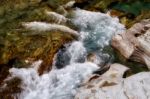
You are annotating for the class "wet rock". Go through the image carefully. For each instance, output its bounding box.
[92,0,119,12]
[87,52,111,65]
[0,64,11,86]
[63,1,76,9]
[108,4,150,28]
[127,10,150,28]
[0,30,74,74]
[22,21,79,38]
[0,0,78,76]
[0,77,22,99]
[47,0,72,9]
[0,0,77,36]
[74,0,123,12]
[87,53,102,66]
[75,64,150,99]
[45,11,69,24]
[54,46,70,69]
[0,0,41,18]
[118,10,150,28]
[75,63,130,98]
[112,19,150,69]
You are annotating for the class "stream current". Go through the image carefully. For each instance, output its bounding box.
[9,9,125,99]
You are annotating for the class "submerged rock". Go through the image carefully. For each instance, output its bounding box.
[0,29,74,74]
[112,19,150,69]
[0,24,75,97]
[127,10,150,28]
[46,0,73,9]
[22,21,79,38]
[75,64,150,99]
[45,11,69,24]
[0,0,78,78]
[0,77,22,99]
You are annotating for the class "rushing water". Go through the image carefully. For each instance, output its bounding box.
[9,9,125,99]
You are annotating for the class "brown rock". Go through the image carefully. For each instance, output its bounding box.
[111,19,150,69]
[0,0,77,76]
[0,30,74,74]
[0,77,22,99]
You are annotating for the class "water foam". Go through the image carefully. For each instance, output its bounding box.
[72,9,125,51]
[10,61,99,99]
[9,9,125,99]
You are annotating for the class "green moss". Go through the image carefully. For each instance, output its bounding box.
[112,1,150,16]
[47,0,71,8]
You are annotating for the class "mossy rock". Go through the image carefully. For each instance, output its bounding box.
[0,0,41,17]
[0,30,74,70]
[0,0,77,80]
[111,1,150,16]
[47,0,72,9]
[0,77,22,99]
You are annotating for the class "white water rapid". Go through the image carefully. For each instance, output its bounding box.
[8,9,125,99]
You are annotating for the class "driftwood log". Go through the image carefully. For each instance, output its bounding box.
[111,19,150,69]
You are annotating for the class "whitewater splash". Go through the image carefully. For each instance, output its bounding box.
[10,61,98,99]
[72,9,125,51]
[9,9,125,99]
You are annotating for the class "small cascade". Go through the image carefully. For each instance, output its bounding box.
[72,9,125,52]
[8,9,125,99]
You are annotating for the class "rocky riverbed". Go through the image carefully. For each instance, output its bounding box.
[0,0,150,99]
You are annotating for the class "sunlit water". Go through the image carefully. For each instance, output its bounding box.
[9,9,125,99]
